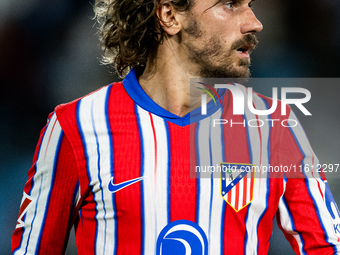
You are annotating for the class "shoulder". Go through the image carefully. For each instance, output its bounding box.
[55,81,124,119]
[50,81,129,143]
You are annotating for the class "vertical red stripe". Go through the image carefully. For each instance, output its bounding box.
[255,95,284,254]
[108,84,142,255]
[56,101,92,190]
[227,188,232,204]
[59,102,97,254]
[235,181,240,211]
[190,122,198,179]
[223,204,248,254]
[190,123,199,222]
[169,124,196,222]
[254,100,263,190]
[256,179,282,255]
[250,176,254,203]
[243,176,248,206]
[221,89,251,164]
[75,191,98,255]
[149,113,158,185]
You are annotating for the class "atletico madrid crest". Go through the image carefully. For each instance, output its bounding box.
[220,163,255,212]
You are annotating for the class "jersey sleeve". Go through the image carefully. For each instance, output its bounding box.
[276,110,340,254]
[11,113,80,255]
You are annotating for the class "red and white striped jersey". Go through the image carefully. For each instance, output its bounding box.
[12,69,340,254]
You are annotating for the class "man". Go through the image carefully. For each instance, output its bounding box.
[11,0,340,254]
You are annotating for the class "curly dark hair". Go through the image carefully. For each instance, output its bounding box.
[94,0,194,77]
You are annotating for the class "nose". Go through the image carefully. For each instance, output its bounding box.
[241,8,263,34]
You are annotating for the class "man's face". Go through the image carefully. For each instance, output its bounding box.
[182,0,263,78]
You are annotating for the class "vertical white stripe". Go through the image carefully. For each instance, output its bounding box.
[75,185,82,209]
[238,179,244,211]
[202,94,207,115]
[136,106,156,254]
[78,86,117,254]
[79,89,104,254]
[277,179,304,254]
[197,117,212,239]
[239,85,270,255]
[150,113,169,249]
[246,174,251,204]
[195,108,225,255]
[18,114,63,254]
[230,185,236,208]
[209,109,224,255]
[92,87,116,255]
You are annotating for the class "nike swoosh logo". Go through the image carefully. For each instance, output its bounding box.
[107,176,145,193]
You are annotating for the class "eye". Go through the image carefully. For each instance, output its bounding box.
[225,1,235,10]
[248,0,254,9]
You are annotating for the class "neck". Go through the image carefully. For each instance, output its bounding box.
[138,39,201,117]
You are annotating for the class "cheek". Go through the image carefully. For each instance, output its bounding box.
[208,8,240,35]
[211,7,240,27]
[204,23,239,46]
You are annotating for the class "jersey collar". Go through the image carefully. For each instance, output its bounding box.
[122,68,224,127]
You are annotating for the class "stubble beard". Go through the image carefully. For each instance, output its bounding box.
[183,15,258,78]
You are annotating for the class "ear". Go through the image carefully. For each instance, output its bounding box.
[156,2,182,35]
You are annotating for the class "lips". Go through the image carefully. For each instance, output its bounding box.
[236,44,254,54]
[231,34,258,59]
[235,43,255,59]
